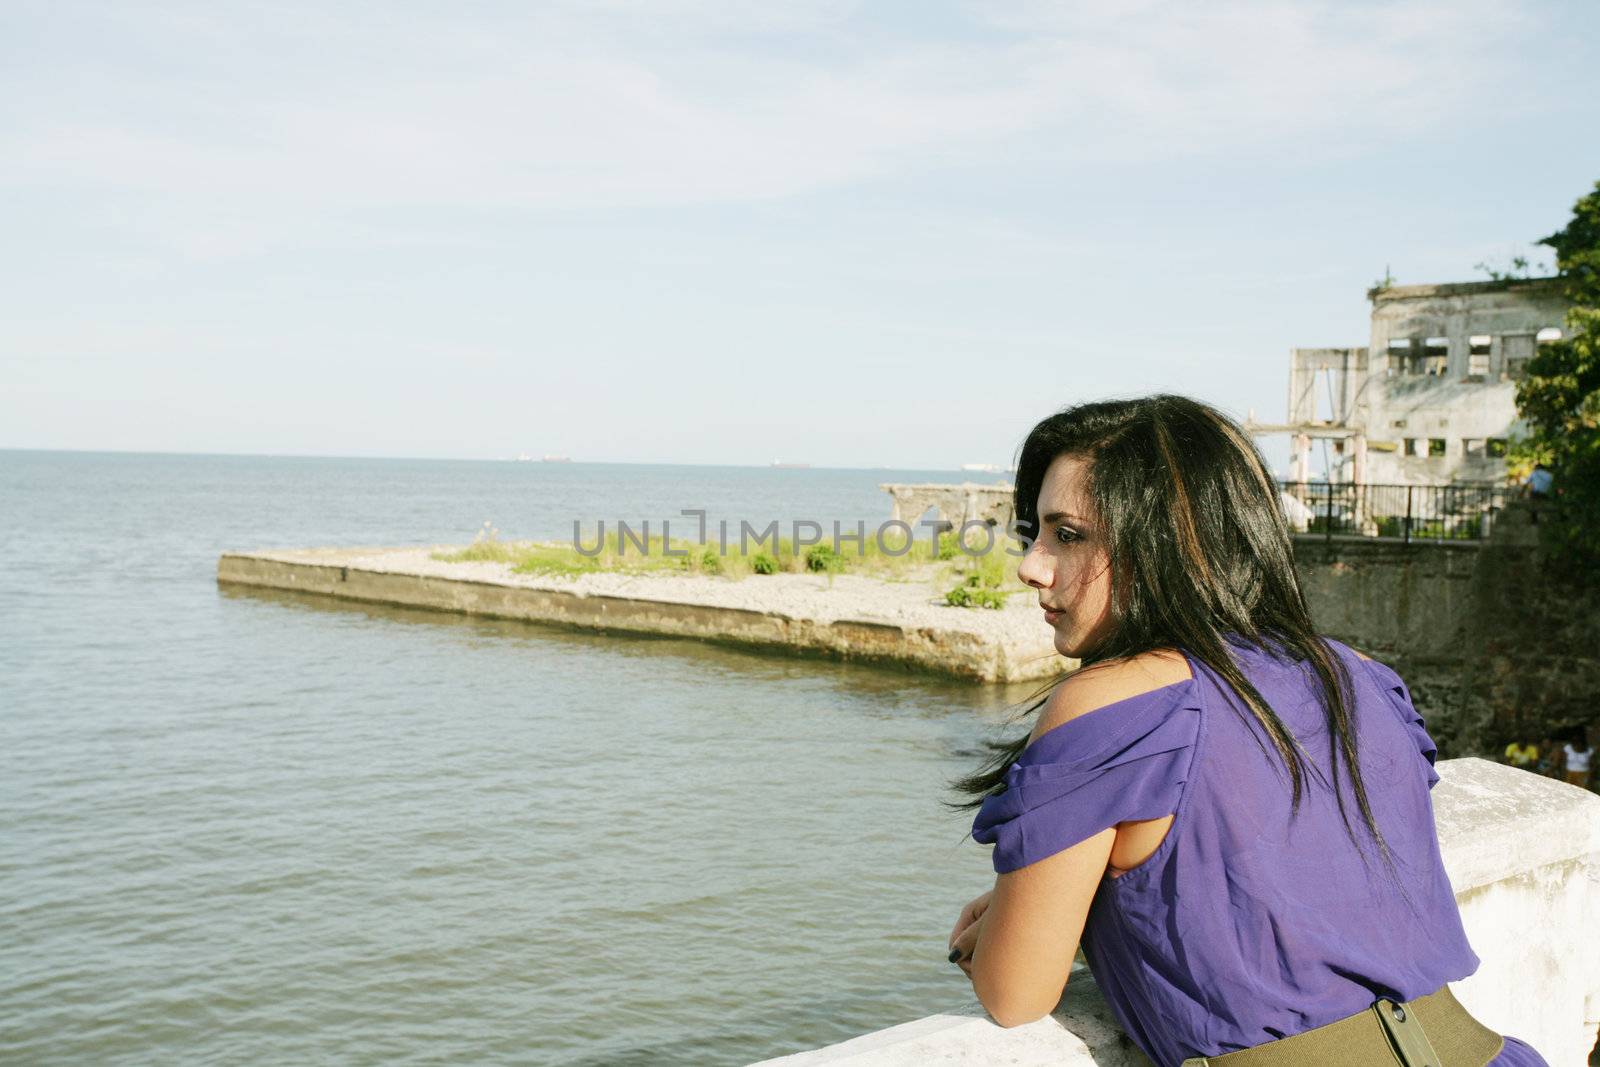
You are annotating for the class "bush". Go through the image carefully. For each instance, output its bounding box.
[751,551,778,575]
[944,572,1011,609]
[805,543,845,574]
[945,583,1010,609]
[1510,181,1600,571]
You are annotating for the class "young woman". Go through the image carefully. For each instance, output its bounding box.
[946,397,1547,1067]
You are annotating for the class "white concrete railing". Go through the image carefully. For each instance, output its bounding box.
[754,759,1600,1067]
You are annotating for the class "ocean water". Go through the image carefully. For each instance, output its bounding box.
[0,451,1048,1066]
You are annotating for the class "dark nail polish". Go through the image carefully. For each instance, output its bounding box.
[948,948,961,963]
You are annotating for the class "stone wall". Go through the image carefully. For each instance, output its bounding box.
[1293,503,1600,756]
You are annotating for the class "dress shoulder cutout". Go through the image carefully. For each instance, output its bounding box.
[972,676,1202,873]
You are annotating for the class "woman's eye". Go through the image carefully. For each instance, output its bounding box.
[1055,526,1080,545]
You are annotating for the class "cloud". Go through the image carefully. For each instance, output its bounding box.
[0,0,1544,240]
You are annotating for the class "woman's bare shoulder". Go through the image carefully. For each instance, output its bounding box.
[1030,650,1194,742]
[1322,635,1376,663]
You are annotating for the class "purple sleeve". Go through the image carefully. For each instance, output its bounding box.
[971,680,1202,874]
[1361,658,1441,790]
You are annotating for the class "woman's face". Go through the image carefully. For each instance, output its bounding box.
[1016,453,1115,658]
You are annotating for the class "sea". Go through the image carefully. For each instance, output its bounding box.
[0,450,1049,1066]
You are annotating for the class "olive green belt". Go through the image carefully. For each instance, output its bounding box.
[1181,985,1504,1067]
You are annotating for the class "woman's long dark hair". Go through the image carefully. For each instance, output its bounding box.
[953,395,1394,868]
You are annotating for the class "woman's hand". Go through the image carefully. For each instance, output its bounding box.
[949,909,987,978]
[948,888,993,948]
[947,889,994,977]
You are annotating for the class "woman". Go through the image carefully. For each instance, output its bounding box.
[945,397,1547,1066]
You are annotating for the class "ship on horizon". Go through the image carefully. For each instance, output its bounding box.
[770,459,811,469]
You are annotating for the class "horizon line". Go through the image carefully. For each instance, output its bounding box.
[0,444,1014,475]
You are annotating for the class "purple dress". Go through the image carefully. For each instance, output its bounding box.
[971,637,1548,1067]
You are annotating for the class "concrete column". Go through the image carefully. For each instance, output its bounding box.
[1290,433,1311,486]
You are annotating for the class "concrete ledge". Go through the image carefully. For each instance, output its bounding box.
[757,759,1600,1066]
[216,549,1064,683]
[1434,757,1600,892]
[756,976,1146,1067]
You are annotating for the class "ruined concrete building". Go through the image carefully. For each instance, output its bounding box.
[879,482,1013,533]
[1248,278,1570,485]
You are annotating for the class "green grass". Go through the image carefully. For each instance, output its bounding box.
[431,521,1030,606]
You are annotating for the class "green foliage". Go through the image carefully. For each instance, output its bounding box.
[934,530,962,560]
[942,546,1014,609]
[509,546,603,578]
[1371,516,1484,541]
[1510,180,1600,568]
[1474,254,1547,283]
[1541,180,1600,305]
[804,542,845,574]
[429,520,1030,592]
[945,572,1010,609]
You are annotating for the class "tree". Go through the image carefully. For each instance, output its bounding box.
[1512,180,1600,567]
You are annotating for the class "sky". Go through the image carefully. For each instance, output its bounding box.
[3,0,1598,472]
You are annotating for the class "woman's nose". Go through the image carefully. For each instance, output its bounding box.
[1016,539,1050,589]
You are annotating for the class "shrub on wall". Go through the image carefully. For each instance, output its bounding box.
[1512,179,1600,573]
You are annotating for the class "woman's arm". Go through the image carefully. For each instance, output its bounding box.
[952,651,1190,1026]
[962,828,1115,1026]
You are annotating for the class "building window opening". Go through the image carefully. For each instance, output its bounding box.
[1502,333,1535,380]
[1428,438,1447,457]
[1487,438,1508,458]
[1420,337,1449,376]
[1403,438,1424,457]
[1536,327,1563,345]
[1468,335,1491,379]
[1386,338,1410,376]
[1464,439,1486,458]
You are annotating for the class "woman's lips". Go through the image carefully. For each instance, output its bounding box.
[1043,608,1062,625]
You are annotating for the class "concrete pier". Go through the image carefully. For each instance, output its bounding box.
[216,547,1065,683]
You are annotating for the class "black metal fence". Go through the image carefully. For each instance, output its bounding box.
[1277,481,1513,543]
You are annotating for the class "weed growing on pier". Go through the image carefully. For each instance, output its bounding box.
[430,521,1029,604]
[943,545,1014,609]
